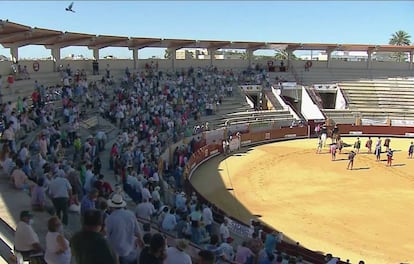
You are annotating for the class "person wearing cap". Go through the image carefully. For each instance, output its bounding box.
[70,209,118,264]
[105,194,143,264]
[198,249,216,264]
[164,238,192,264]
[14,211,43,260]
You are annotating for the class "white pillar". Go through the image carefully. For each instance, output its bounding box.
[168,48,176,71]
[208,48,216,67]
[92,49,100,60]
[367,50,373,69]
[246,49,254,68]
[326,49,333,68]
[132,49,138,70]
[10,46,18,63]
[409,51,413,70]
[51,48,61,72]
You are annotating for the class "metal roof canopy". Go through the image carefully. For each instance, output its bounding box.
[1,19,414,53]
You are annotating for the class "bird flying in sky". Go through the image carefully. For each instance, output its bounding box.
[65,2,75,13]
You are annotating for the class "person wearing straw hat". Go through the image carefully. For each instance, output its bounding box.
[164,238,192,264]
[105,194,143,264]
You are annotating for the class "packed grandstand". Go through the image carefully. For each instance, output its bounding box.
[0,20,413,264]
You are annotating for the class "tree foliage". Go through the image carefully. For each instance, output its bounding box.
[389,30,411,62]
[274,49,297,60]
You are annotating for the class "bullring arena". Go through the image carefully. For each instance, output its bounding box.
[191,134,414,264]
[1,19,414,264]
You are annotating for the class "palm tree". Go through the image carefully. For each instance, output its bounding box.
[389,30,411,62]
[164,49,172,59]
[274,49,298,60]
[389,30,411,46]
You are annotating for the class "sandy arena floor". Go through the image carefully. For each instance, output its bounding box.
[191,137,414,264]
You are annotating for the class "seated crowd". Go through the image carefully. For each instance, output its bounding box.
[0,64,351,264]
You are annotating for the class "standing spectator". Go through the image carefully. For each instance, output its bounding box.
[202,204,214,235]
[246,232,263,263]
[164,239,192,264]
[44,216,71,264]
[408,141,414,159]
[14,211,43,260]
[161,207,177,232]
[198,250,215,264]
[80,188,99,216]
[48,172,72,226]
[264,231,278,256]
[384,137,391,152]
[347,150,356,170]
[70,209,118,264]
[386,148,394,167]
[219,217,231,243]
[31,178,47,212]
[365,136,373,154]
[138,233,167,264]
[235,241,255,264]
[220,237,235,262]
[375,137,382,161]
[106,194,143,264]
[189,203,203,244]
[135,198,156,221]
[354,137,361,153]
[330,143,337,161]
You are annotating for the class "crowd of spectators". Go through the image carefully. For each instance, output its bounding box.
[0,63,352,264]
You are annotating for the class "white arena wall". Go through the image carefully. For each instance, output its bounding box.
[0,58,412,76]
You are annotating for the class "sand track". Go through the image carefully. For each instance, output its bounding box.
[191,137,414,264]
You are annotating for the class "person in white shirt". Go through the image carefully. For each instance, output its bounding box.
[14,211,43,259]
[161,207,177,232]
[48,173,72,226]
[164,239,192,264]
[219,218,231,243]
[44,216,71,264]
[135,198,156,221]
[202,204,214,235]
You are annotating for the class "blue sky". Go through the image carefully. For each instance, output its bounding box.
[1,1,413,59]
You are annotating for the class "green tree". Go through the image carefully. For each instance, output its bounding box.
[389,30,411,62]
[164,49,172,59]
[274,49,298,60]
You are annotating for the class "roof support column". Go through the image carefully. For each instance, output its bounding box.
[208,48,217,67]
[130,48,138,70]
[326,48,334,68]
[246,49,254,68]
[286,49,293,70]
[92,48,100,61]
[168,48,176,72]
[409,50,413,70]
[51,48,61,72]
[10,46,18,63]
[367,49,373,69]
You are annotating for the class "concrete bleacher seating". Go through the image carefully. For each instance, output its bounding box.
[216,109,295,128]
[322,109,357,124]
[298,67,414,86]
[338,78,414,120]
